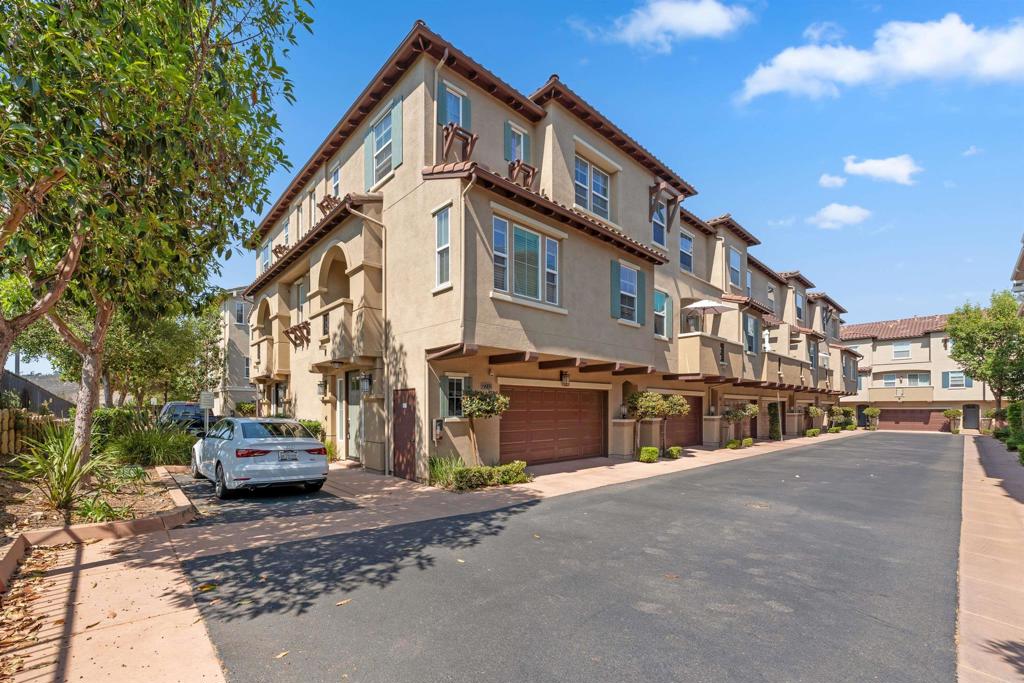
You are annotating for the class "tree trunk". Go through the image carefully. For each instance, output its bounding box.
[995,391,1002,412]
[102,371,113,407]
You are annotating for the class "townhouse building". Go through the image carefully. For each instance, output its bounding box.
[840,314,994,430]
[245,21,859,480]
[212,287,256,416]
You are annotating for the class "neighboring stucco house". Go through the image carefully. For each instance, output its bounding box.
[1012,233,1024,300]
[212,287,256,416]
[840,314,994,431]
[245,21,859,481]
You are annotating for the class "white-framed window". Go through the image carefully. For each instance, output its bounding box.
[652,200,666,247]
[306,189,316,230]
[444,375,465,417]
[821,353,830,369]
[234,302,245,325]
[492,216,508,292]
[907,372,930,387]
[544,238,559,305]
[435,206,450,287]
[808,339,818,368]
[743,314,757,354]
[443,85,465,127]
[679,230,694,273]
[857,375,863,391]
[244,357,250,380]
[295,280,306,323]
[653,290,668,338]
[767,284,776,313]
[619,264,638,323]
[728,248,742,287]
[574,155,610,220]
[883,373,896,387]
[746,270,752,297]
[508,125,525,161]
[283,217,290,246]
[260,244,270,273]
[948,371,966,389]
[372,110,393,184]
[795,292,805,322]
[512,225,542,300]
[294,204,301,239]
[892,340,911,360]
[330,165,341,197]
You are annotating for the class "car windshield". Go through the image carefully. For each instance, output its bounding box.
[240,421,313,439]
[167,406,203,418]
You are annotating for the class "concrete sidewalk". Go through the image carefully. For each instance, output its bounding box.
[957,436,1024,683]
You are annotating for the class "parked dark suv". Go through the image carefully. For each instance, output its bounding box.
[158,402,216,435]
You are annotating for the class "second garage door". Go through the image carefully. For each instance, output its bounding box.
[664,396,703,447]
[499,387,606,465]
[877,408,946,431]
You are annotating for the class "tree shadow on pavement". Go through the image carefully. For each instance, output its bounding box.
[174,500,538,622]
[985,640,1024,677]
[976,437,1024,505]
[173,474,360,525]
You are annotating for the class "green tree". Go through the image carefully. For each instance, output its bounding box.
[627,391,690,455]
[946,291,1024,411]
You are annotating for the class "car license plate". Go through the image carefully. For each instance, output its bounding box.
[279,450,298,461]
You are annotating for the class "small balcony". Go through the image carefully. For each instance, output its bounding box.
[761,352,812,388]
[251,336,289,381]
[869,386,934,402]
[677,333,744,379]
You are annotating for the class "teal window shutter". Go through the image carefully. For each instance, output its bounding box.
[610,260,621,319]
[462,96,472,131]
[436,81,447,124]
[363,129,374,191]
[941,371,950,388]
[391,97,403,169]
[666,297,673,339]
[523,132,532,164]
[503,121,513,161]
[965,375,973,388]
[637,271,647,326]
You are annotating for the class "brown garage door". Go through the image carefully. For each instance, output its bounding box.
[877,409,946,431]
[500,387,606,464]
[664,396,703,447]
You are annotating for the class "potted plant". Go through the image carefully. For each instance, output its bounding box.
[863,406,881,430]
[943,408,963,434]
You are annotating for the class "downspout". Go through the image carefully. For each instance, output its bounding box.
[432,48,449,165]
[459,176,476,341]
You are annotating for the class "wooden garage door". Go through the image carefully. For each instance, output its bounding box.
[878,409,946,431]
[500,387,606,464]
[664,396,703,447]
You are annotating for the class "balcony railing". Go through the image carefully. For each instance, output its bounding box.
[868,386,934,402]
[761,352,812,388]
[677,333,744,378]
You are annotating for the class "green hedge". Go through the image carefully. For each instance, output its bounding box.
[452,460,530,490]
[828,426,842,433]
[725,439,741,449]
[665,446,683,460]
[805,428,820,437]
[299,419,325,441]
[741,437,753,448]
[844,424,857,431]
[638,446,659,463]
[767,402,782,441]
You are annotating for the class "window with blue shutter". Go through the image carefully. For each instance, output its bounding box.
[610,260,621,319]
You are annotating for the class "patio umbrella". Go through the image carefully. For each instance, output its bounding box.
[683,299,736,332]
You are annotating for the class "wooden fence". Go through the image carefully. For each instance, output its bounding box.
[0,409,68,455]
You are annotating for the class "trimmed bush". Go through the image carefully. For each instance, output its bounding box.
[298,419,325,441]
[828,426,842,433]
[844,424,857,431]
[741,437,753,448]
[638,446,659,463]
[767,402,782,441]
[665,446,683,460]
[451,460,530,490]
[805,428,820,437]
[994,427,1010,441]
[725,439,741,449]
[236,401,256,416]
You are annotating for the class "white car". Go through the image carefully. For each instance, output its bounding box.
[191,418,329,499]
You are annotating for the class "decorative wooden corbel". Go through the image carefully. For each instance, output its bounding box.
[507,160,538,191]
[318,195,342,216]
[272,244,289,259]
[441,123,478,162]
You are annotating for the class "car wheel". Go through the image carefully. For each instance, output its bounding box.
[214,464,234,500]
[191,454,204,480]
[304,480,325,493]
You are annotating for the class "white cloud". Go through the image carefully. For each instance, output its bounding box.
[962,145,982,156]
[818,173,847,188]
[806,203,871,229]
[843,154,922,185]
[739,13,1024,102]
[573,0,752,54]
[803,21,844,44]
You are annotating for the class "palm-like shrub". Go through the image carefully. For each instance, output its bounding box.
[108,414,195,466]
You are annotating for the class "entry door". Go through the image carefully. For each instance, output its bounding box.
[749,401,758,438]
[346,371,362,462]
[963,404,980,430]
[392,389,417,480]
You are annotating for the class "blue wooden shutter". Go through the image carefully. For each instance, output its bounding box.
[965,375,973,388]
[665,297,673,339]
[436,81,447,124]
[363,128,374,191]
[610,260,620,319]
[462,95,472,131]
[391,97,403,170]
[941,371,950,388]
[523,132,532,164]
[503,121,513,161]
[637,270,647,326]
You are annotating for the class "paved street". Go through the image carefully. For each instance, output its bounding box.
[182,433,963,682]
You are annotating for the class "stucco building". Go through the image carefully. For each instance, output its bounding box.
[840,314,994,430]
[245,22,858,480]
[212,287,256,416]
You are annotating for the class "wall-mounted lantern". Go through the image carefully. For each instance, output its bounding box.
[316,380,327,396]
[560,371,571,386]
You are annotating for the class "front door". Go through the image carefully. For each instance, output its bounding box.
[963,404,980,430]
[749,400,758,439]
[346,371,362,462]
[392,389,417,480]
[856,404,868,427]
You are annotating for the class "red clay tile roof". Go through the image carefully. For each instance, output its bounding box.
[829,343,862,359]
[706,214,760,246]
[778,271,816,288]
[841,314,949,341]
[762,314,783,328]
[530,76,697,199]
[791,324,826,340]
[808,291,847,314]
[678,205,715,236]
[721,293,773,316]
[422,162,668,265]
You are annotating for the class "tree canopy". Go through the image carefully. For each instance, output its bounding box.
[946,290,1024,409]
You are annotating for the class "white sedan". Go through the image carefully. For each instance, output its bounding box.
[191,418,329,499]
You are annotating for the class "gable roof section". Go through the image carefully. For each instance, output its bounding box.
[707,214,760,246]
[530,75,697,199]
[422,161,667,265]
[747,255,786,283]
[808,291,847,314]
[841,314,949,341]
[678,205,715,236]
[778,270,816,289]
[721,293,773,316]
[253,21,545,241]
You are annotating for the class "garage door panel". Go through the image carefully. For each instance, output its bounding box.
[878,409,946,431]
[664,396,703,447]
[500,387,607,464]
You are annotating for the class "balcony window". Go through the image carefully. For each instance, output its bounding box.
[619,264,638,323]
[505,123,526,162]
[679,230,694,273]
[435,206,450,287]
[907,372,930,387]
[883,373,896,387]
[444,86,464,127]
[728,248,741,287]
[653,290,668,338]
[652,201,666,247]
[892,341,911,359]
[492,216,508,291]
[574,155,610,220]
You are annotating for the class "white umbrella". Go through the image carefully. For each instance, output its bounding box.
[684,299,736,331]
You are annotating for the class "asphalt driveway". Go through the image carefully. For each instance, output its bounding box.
[182,432,963,682]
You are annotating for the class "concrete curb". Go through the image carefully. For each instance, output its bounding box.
[0,465,196,592]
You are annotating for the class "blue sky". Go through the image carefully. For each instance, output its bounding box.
[12,1,1024,374]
